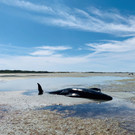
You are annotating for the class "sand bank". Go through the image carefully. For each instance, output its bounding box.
[0,72,134,81]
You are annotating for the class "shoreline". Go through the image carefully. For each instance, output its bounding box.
[0,72,134,81]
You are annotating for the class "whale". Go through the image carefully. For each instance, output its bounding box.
[37,83,113,101]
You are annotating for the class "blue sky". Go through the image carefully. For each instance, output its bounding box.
[0,0,135,72]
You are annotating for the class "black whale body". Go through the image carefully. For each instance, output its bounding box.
[37,83,112,101]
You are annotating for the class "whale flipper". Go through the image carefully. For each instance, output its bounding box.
[37,83,44,95]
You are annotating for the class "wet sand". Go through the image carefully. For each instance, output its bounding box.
[0,72,135,135]
[0,72,133,80]
[0,108,134,135]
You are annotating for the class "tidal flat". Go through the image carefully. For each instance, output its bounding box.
[0,72,135,135]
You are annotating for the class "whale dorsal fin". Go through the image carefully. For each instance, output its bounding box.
[37,83,44,95]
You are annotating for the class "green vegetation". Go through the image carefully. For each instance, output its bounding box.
[0,70,131,73]
[0,70,50,73]
[0,70,72,73]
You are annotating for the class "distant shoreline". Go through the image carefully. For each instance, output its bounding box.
[0,70,134,74]
[0,72,134,81]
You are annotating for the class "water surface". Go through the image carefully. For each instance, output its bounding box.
[38,98,135,132]
[0,76,129,92]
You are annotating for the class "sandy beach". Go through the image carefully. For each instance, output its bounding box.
[0,72,135,135]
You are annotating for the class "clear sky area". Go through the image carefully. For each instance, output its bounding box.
[0,0,135,72]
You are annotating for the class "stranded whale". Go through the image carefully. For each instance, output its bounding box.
[37,83,112,101]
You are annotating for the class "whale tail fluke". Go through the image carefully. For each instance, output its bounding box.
[37,83,44,95]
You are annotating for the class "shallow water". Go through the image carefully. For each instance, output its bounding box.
[38,98,135,132]
[38,98,135,118]
[0,76,129,92]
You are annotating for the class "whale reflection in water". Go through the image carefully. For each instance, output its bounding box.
[37,83,113,101]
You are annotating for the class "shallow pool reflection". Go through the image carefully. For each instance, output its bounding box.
[0,76,129,92]
[39,99,135,118]
[38,99,135,132]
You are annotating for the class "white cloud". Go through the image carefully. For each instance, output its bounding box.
[1,38,135,72]
[83,37,135,71]
[33,7,135,37]
[0,54,88,71]
[37,46,72,51]
[30,50,54,56]
[0,49,135,72]
[30,45,71,56]
[0,0,53,13]
[87,37,135,53]
[1,0,135,36]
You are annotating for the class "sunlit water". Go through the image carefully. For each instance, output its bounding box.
[0,76,129,92]
[39,98,135,132]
